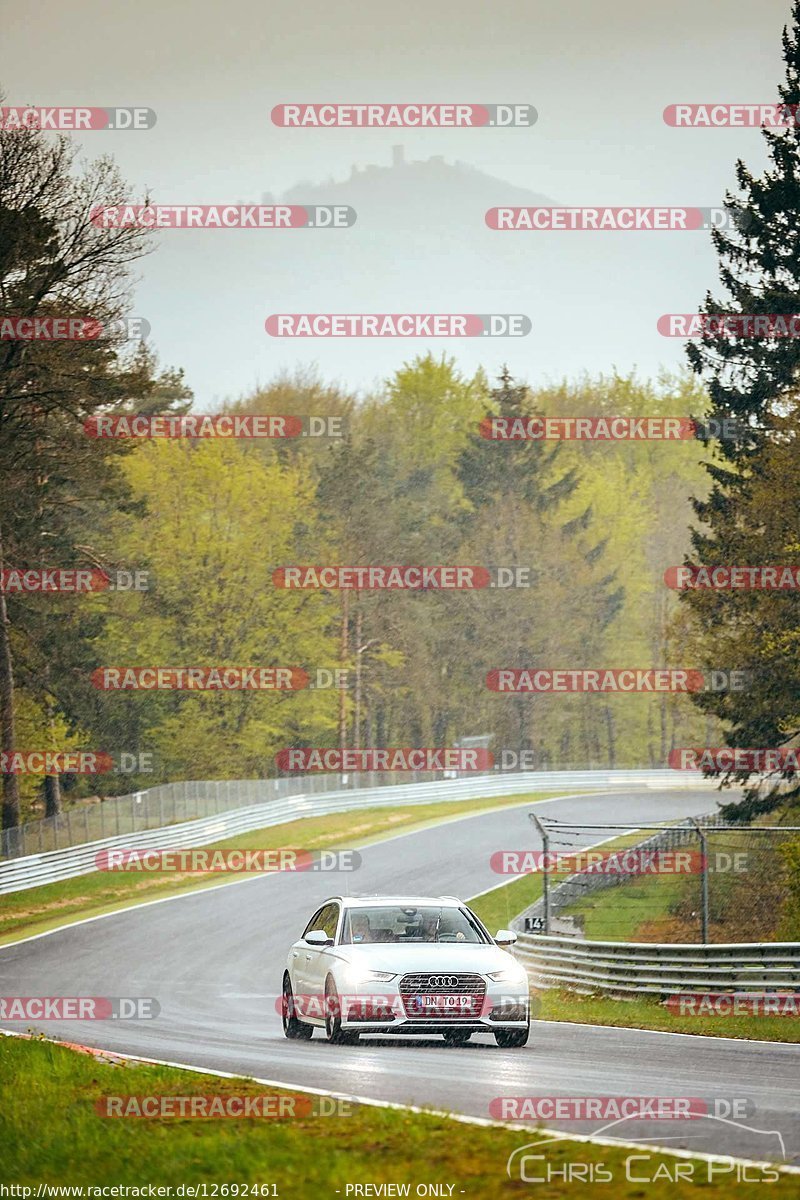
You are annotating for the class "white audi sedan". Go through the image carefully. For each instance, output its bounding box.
[281,895,530,1047]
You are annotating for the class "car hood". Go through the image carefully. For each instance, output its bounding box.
[333,942,520,975]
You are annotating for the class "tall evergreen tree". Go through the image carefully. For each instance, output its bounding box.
[681,5,800,812]
[687,1,800,457]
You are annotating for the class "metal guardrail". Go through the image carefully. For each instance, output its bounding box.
[0,768,718,894]
[514,932,800,994]
[0,766,719,860]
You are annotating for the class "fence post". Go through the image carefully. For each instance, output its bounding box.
[690,818,709,944]
[530,812,550,934]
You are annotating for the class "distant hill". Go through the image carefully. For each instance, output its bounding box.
[272,146,555,233]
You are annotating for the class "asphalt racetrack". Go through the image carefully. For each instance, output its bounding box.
[2,789,798,1164]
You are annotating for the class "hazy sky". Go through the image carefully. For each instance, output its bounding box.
[1,0,794,402]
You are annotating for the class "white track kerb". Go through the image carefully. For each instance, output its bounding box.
[2,1029,798,1175]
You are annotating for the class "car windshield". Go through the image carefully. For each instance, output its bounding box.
[341,905,487,945]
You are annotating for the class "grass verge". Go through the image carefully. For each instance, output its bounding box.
[0,791,566,946]
[468,828,651,933]
[535,989,800,1044]
[2,1036,793,1192]
[467,838,800,1044]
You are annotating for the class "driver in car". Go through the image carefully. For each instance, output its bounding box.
[350,913,372,943]
[416,913,438,941]
[438,914,466,942]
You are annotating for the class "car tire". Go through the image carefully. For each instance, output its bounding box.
[282,973,313,1040]
[442,1030,472,1046]
[324,976,360,1045]
[494,1024,530,1049]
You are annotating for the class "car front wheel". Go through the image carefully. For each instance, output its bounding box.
[282,973,313,1040]
[494,1024,530,1048]
[324,976,360,1045]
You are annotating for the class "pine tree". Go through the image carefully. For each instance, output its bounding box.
[681,4,800,811]
[686,2,800,457]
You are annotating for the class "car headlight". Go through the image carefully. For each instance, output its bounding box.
[487,968,528,984]
[352,970,397,984]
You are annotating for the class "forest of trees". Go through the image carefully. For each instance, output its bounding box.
[2,330,729,822]
[3,2,800,828]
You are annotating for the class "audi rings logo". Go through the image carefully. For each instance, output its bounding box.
[427,976,459,988]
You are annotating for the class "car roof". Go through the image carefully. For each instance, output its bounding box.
[323,895,465,908]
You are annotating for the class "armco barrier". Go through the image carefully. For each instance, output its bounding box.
[514,932,800,995]
[0,769,718,894]
[1,767,726,860]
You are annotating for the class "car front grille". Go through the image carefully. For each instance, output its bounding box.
[399,972,487,1019]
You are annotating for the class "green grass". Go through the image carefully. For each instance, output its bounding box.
[470,872,544,933]
[536,989,800,1043]
[563,874,689,941]
[467,829,800,1044]
[559,825,799,945]
[2,1036,795,1192]
[468,829,651,934]
[0,791,567,945]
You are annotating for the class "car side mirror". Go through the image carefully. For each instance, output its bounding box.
[304,930,333,947]
[495,929,518,946]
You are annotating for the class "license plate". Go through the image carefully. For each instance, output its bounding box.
[413,994,473,1010]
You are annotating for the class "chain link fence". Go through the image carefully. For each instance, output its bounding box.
[519,817,800,944]
[0,766,724,860]
[0,774,374,859]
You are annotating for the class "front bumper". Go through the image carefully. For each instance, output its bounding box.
[338,977,530,1031]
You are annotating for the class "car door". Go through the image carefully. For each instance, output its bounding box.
[302,901,341,1004]
[291,906,324,1017]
